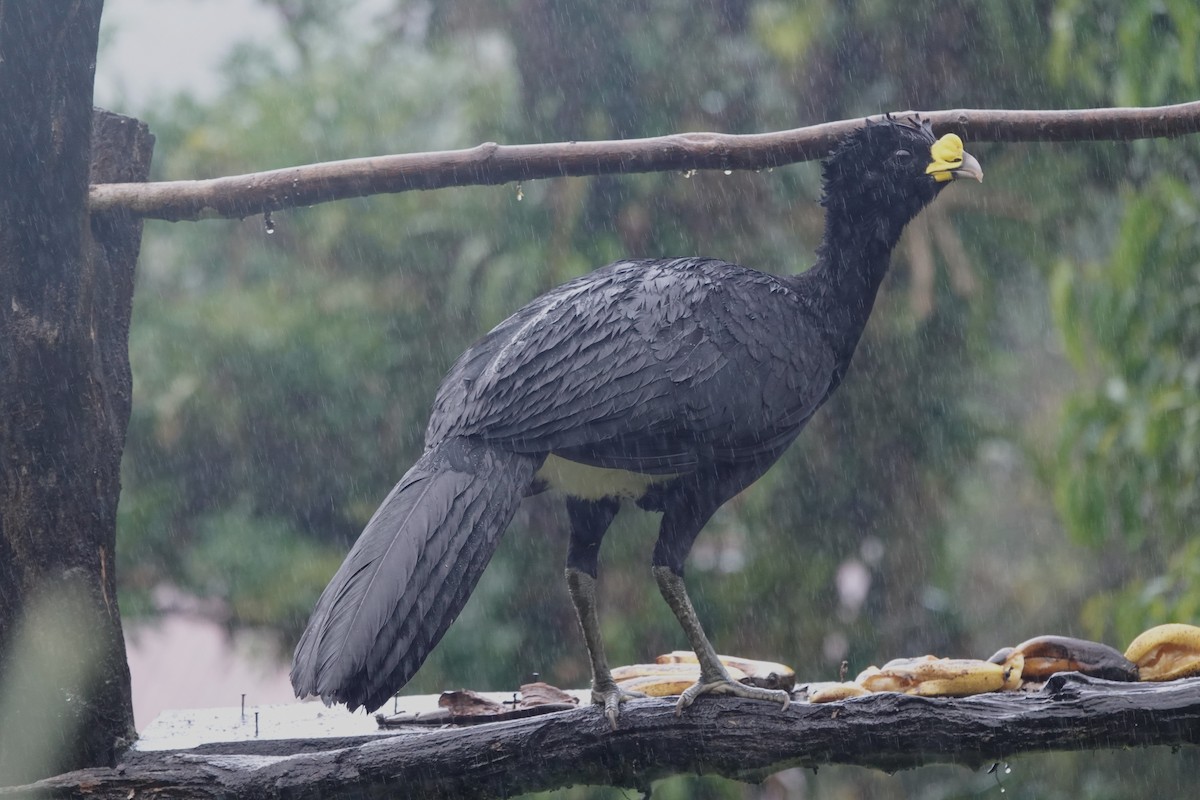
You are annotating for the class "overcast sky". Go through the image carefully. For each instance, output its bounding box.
[96,0,285,110]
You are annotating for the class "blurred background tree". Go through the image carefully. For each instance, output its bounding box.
[107,0,1199,796]
[1048,0,1200,647]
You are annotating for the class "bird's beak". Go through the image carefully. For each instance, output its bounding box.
[925,133,984,183]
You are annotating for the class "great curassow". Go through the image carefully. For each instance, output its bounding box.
[291,116,983,727]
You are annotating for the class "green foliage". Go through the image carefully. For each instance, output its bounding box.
[1054,180,1200,542]
[184,508,345,627]
[1083,538,1200,642]
[119,28,527,630]
[1050,0,1200,105]
[1053,175,1200,638]
[1047,0,1200,640]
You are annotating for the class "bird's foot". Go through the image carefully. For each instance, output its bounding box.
[592,681,644,730]
[674,676,791,715]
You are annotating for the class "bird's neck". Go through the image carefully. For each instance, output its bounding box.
[790,205,909,365]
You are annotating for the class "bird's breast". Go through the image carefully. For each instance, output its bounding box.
[536,454,675,501]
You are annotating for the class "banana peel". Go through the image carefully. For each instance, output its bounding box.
[611,661,749,698]
[654,651,796,691]
[611,623,1200,708]
[1124,623,1200,681]
[856,654,1023,697]
[990,635,1137,682]
[610,652,795,697]
[806,681,871,703]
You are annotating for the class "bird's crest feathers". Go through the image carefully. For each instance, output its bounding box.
[820,114,942,212]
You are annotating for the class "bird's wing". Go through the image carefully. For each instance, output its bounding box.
[427,258,837,472]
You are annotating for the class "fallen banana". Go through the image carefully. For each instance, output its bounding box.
[612,662,747,682]
[611,674,699,697]
[857,654,1023,697]
[989,635,1137,682]
[611,662,748,697]
[806,681,871,703]
[1124,623,1200,681]
[654,651,796,691]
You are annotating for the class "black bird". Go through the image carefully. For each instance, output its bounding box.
[291,116,983,726]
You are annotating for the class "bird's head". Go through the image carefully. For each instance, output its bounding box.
[820,116,982,237]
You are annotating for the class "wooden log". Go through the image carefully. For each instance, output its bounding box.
[4,675,1199,799]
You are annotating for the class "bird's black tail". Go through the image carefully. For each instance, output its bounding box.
[291,436,541,712]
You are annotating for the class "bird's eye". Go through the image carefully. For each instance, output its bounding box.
[894,149,912,161]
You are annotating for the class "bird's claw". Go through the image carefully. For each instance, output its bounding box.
[592,683,644,730]
[674,677,792,715]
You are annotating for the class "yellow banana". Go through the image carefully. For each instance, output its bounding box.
[807,681,871,703]
[611,675,698,697]
[654,651,795,690]
[856,654,1022,697]
[611,662,748,697]
[1124,623,1200,681]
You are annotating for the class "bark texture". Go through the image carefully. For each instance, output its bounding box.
[4,676,1199,799]
[0,0,155,782]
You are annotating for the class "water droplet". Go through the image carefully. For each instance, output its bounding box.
[263,211,276,235]
[1004,765,1012,774]
[682,169,696,179]
[515,183,524,201]
[723,169,732,176]
[767,167,775,173]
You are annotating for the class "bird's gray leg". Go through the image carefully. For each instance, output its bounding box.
[565,566,642,728]
[651,566,791,713]
[564,497,640,729]
[651,489,791,715]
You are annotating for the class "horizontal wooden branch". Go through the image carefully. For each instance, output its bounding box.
[90,102,1200,222]
[6,675,1200,799]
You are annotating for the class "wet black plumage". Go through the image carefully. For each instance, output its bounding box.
[291,117,982,716]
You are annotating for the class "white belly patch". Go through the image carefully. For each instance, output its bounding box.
[536,454,675,501]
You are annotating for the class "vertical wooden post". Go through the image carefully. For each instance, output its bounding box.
[0,1,154,782]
